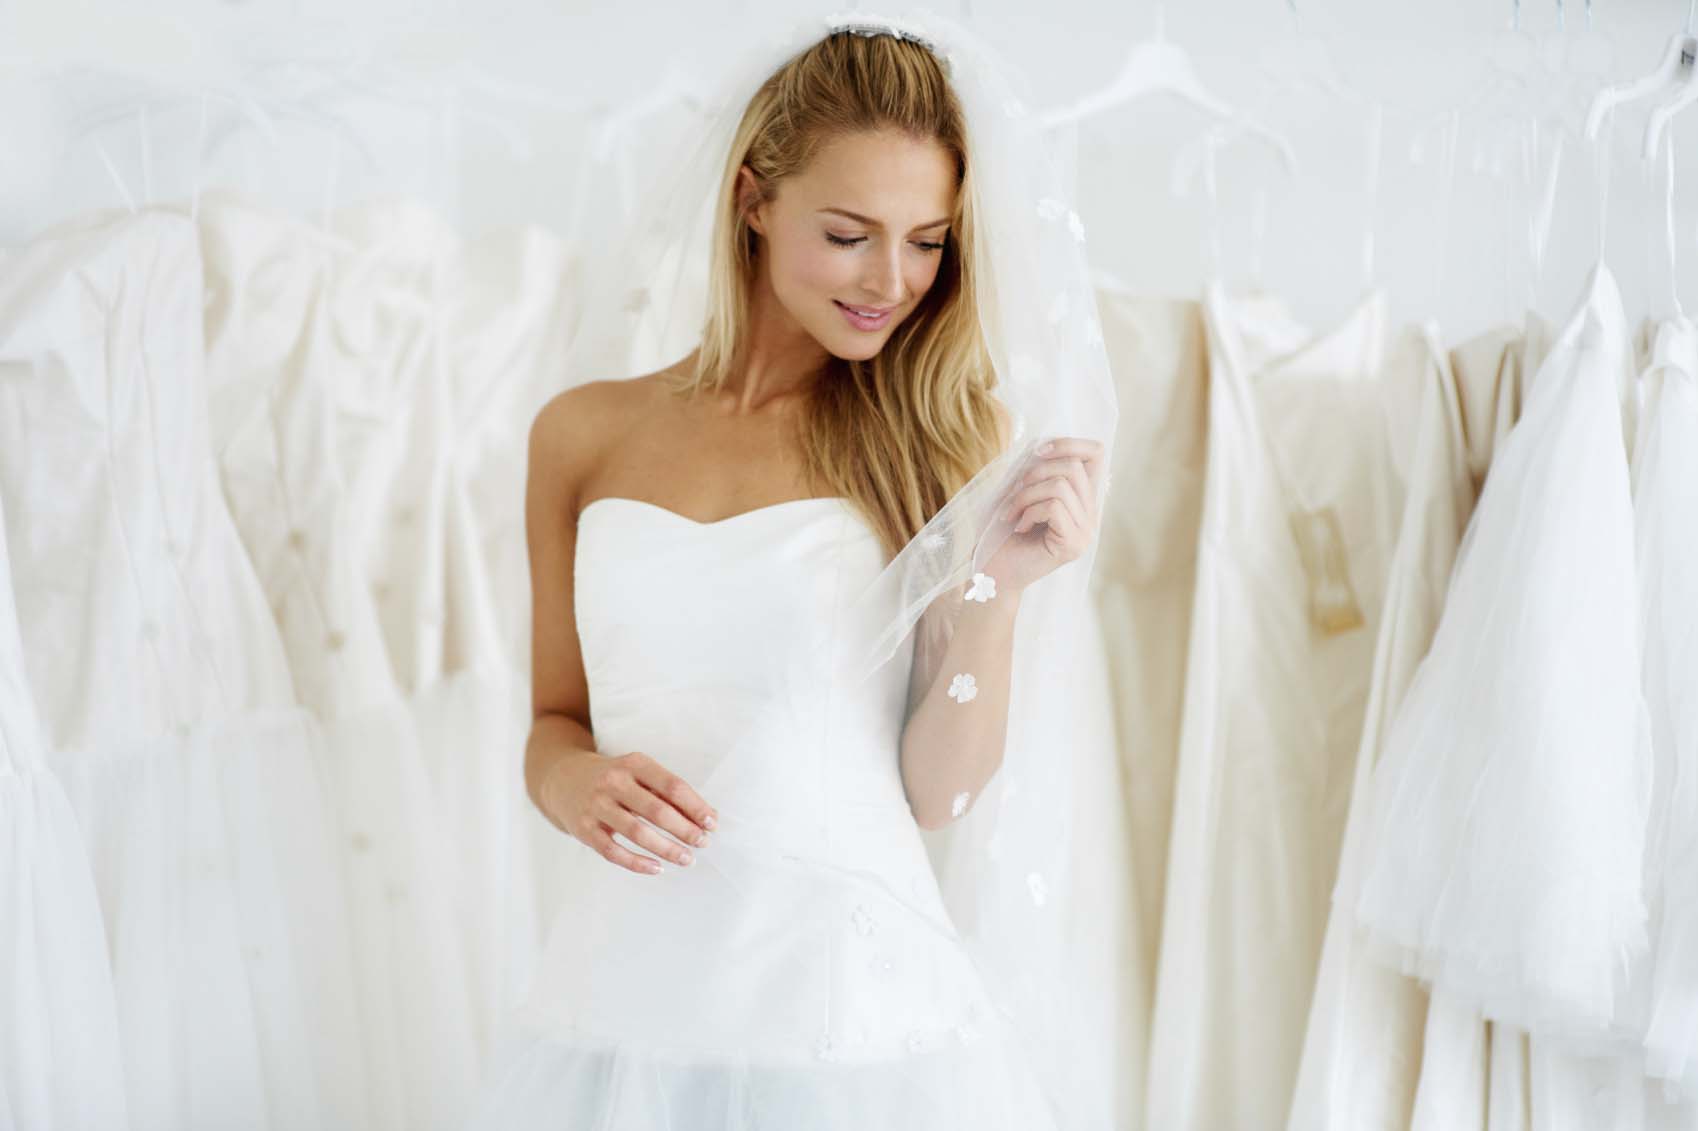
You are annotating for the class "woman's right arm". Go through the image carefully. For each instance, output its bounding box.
[524,384,719,876]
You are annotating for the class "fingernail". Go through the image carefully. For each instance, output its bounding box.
[644,861,662,875]
[693,831,708,847]
[1038,441,1054,454]
[679,850,694,866]
[702,814,717,830]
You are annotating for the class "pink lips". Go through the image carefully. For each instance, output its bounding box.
[835,300,894,331]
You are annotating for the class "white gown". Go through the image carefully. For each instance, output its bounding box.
[1634,316,1698,1103]
[0,208,368,1130]
[1351,264,1649,1044]
[0,492,129,1130]
[1145,283,1407,1130]
[319,199,543,1050]
[465,495,1058,1129]
[197,195,481,1130]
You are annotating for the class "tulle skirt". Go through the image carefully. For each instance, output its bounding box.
[0,761,129,1130]
[464,790,1060,1130]
[465,1021,1057,1131]
[1352,269,1650,1042]
[52,705,370,1131]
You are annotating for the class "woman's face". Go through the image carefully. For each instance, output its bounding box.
[742,129,958,362]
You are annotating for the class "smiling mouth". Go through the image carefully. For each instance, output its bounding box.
[835,300,895,329]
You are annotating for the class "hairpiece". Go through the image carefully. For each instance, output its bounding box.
[824,10,942,54]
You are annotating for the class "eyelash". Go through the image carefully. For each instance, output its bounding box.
[825,233,947,253]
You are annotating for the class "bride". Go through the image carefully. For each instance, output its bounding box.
[466,13,1117,1129]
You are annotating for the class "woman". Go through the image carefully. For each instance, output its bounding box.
[467,13,1116,1128]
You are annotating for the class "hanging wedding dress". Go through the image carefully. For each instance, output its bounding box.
[1633,315,1698,1107]
[1351,263,1649,1045]
[196,193,482,1130]
[310,197,543,1052]
[0,208,368,1131]
[0,492,129,1130]
[1090,286,1209,1031]
[1145,283,1407,1130]
[1285,323,1457,1131]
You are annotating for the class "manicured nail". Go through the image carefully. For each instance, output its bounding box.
[702,814,717,830]
[643,861,662,875]
[678,850,694,866]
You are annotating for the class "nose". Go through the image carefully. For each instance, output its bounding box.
[858,244,905,307]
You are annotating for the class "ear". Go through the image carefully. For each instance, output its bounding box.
[736,165,767,236]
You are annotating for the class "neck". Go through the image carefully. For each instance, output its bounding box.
[719,256,830,416]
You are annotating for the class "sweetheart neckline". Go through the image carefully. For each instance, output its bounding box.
[578,494,853,530]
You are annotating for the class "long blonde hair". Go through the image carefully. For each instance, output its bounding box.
[663,30,1002,559]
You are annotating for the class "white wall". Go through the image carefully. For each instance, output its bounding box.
[5,0,1698,344]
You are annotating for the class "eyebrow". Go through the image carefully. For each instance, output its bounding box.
[818,207,952,231]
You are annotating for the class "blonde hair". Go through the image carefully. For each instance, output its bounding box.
[663,29,1002,560]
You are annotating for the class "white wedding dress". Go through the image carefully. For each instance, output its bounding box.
[465,494,1059,1129]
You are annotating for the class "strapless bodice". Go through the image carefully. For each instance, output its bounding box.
[572,494,915,829]
[515,494,1006,1067]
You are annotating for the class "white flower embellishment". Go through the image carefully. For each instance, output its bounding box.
[1067,209,1086,243]
[965,572,997,603]
[947,673,979,703]
[1027,871,1049,907]
[950,790,971,818]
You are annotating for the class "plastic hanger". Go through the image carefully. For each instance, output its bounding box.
[1039,6,1298,174]
[1643,2,1698,160]
[1585,1,1698,158]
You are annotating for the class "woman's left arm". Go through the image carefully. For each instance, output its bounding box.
[897,436,1105,829]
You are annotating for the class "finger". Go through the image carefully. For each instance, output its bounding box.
[586,823,664,876]
[619,781,711,853]
[1018,455,1090,501]
[606,805,697,867]
[1033,437,1105,469]
[1016,496,1078,537]
[628,754,718,841]
[1003,472,1082,527]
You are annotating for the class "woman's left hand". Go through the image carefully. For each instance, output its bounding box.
[980,437,1107,597]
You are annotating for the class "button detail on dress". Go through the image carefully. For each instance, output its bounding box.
[851,904,877,936]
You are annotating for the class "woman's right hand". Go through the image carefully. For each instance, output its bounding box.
[543,749,719,876]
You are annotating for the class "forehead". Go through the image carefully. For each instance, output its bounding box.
[787,130,957,221]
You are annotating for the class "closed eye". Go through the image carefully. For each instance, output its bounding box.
[826,233,947,253]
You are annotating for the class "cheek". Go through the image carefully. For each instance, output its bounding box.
[784,243,854,296]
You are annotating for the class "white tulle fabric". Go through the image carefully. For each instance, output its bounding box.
[0,492,129,1130]
[1352,263,1651,1043]
[467,496,1057,1129]
[0,208,371,1129]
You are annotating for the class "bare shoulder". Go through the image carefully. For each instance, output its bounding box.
[528,372,671,510]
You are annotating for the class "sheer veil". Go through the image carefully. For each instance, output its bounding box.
[557,8,1120,1120]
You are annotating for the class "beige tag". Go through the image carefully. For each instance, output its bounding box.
[1289,506,1365,635]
